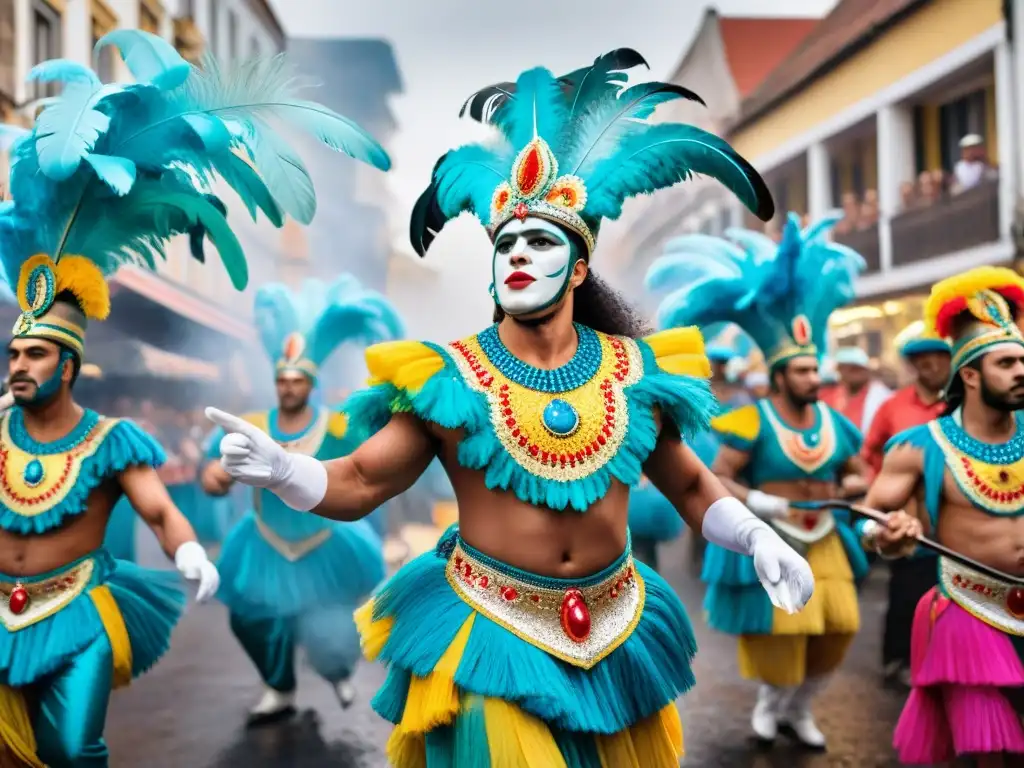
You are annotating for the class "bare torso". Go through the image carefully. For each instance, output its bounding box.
[935,471,1024,576]
[0,481,120,576]
[430,423,631,578]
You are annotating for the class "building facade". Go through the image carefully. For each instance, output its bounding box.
[724,0,1016,369]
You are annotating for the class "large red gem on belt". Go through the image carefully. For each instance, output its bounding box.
[1007,588,1024,618]
[560,588,591,643]
[802,513,818,531]
[8,584,28,615]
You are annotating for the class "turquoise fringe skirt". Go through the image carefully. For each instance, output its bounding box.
[363,526,697,735]
[0,549,185,687]
[217,512,386,619]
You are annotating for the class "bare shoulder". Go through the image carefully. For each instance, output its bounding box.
[880,443,924,474]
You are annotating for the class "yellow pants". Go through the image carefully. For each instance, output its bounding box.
[738,532,860,688]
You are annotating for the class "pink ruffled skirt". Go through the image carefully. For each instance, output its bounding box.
[893,587,1024,763]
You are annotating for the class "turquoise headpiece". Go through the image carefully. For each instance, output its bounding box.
[409,48,773,257]
[254,276,404,381]
[646,212,865,371]
[894,320,951,359]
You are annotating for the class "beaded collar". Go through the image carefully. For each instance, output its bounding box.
[760,400,837,475]
[267,407,329,457]
[930,412,1024,516]
[475,323,602,393]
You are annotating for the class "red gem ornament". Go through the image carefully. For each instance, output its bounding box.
[802,513,818,531]
[517,145,542,196]
[1008,588,1024,618]
[791,315,812,346]
[8,584,28,615]
[513,202,529,221]
[560,589,591,643]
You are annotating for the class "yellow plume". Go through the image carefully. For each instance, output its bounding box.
[924,266,1024,337]
[16,253,110,321]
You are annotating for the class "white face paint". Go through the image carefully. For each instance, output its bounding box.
[492,217,576,316]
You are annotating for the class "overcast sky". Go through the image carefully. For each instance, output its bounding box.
[268,0,838,263]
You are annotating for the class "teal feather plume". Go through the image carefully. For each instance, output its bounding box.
[412,49,771,257]
[646,212,864,362]
[0,30,390,294]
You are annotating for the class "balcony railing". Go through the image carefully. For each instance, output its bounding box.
[891,180,1000,267]
[833,225,881,273]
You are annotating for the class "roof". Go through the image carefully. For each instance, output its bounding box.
[718,17,818,97]
[734,0,928,129]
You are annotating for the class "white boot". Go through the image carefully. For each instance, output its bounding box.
[779,677,827,749]
[751,684,786,742]
[247,687,297,725]
[333,678,356,709]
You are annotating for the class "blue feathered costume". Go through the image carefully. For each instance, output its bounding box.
[647,214,869,731]
[346,49,774,767]
[204,276,401,715]
[0,30,389,766]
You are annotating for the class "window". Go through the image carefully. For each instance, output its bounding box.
[139,4,160,35]
[30,1,61,99]
[92,2,118,83]
[227,10,238,60]
[939,88,987,171]
[208,1,218,56]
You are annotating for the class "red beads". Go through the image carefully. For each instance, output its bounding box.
[1008,588,1024,618]
[8,584,27,615]
[560,588,591,642]
[501,586,519,602]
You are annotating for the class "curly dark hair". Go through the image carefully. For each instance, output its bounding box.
[491,229,651,339]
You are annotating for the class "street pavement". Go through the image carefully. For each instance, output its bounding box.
[106,531,909,767]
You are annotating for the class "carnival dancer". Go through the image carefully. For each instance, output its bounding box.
[648,213,870,749]
[865,266,1024,764]
[206,50,816,767]
[0,30,390,766]
[861,320,949,687]
[201,277,399,724]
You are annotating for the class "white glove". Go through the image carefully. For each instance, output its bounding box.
[701,497,814,614]
[205,407,328,511]
[174,541,220,602]
[0,391,14,414]
[745,489,791,520]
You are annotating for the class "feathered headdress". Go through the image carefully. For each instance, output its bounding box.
[924,266,1024,372]
[894,319,950,359]
[0,30,390,357]
[410,48,773,257]
[646,212,865,370]
[254,275,404,380]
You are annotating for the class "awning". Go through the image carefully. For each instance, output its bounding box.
[111,266,256,343]
[84,331,223,382]
[137,343,220,381]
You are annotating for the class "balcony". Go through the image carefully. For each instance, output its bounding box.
[890,180,999,267]
[834,226,881,273]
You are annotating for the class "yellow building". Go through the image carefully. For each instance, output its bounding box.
[725,0,1015,368]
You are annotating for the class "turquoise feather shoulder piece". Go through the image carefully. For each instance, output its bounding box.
[0,411,164,535]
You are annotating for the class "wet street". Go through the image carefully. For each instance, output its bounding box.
[106,532,907,767]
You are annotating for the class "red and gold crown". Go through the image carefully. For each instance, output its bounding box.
[487,138,595,253]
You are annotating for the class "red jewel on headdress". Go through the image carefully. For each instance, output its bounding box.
[517,144,543,197]
[514,202,529,221]
[792,315,812,346]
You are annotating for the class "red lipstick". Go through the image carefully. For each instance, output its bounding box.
[504,271,535,290]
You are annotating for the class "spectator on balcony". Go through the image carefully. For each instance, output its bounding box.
[952,133,998,194]
[917,170,941,206]
[834,191,860,235]
[831,346,892,436]
[858,189,879,229]
[899,180,917,211]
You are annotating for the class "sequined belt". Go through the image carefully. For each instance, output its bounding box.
[939,557,1024,636]
[0,557,94,632]
[445,540,644,669]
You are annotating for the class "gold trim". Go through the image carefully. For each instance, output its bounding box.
[939,557,1024,636]
[444,542,644,669]
[274,407,329,456]
[0,558,93,631]
[760,401,837,475]
[253,509,331,562]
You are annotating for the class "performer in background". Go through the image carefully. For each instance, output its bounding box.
[201,277,399,724]
[627,477,683,572]
[830,347,891,437]
[206,50,814,767]
[0,29,391,766]
[866,266,1024,764]
[648,213,869,749]
[861,320,949,687]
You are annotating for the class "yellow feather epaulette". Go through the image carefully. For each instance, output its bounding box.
[241,411,270,434]
[364,340,445,393]
[327,411,348,438]
[710,403,760,442]
[924,266,1024,336]
[643,326,711,378]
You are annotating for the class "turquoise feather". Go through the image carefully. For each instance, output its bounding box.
[27,59,100,87]
[95,29,191,89]
[254,276,404,369]
[0,30,390,294]
[411,50,772,256]
[648,212,865,365]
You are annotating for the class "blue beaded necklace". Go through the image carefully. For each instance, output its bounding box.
[7,407,100,487]
[476,323,602,394]
[939,412,1024,464]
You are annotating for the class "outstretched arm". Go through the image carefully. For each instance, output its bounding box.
[861,445,926,555]
[644,431,729,532]
[206,407,437,523]
[200,460,234,497]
